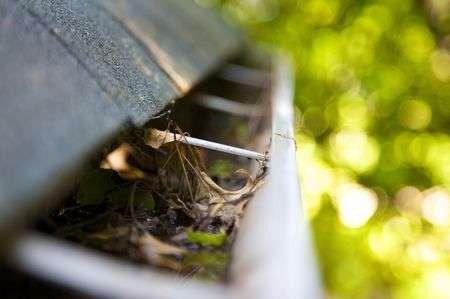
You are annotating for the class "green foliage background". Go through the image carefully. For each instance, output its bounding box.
[204,0,450,297]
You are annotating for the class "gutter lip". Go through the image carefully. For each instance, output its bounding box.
[229,54,323,299]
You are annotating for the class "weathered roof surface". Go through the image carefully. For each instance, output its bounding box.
[25,0,179,125]
[0,0,240,232]
[22,0,241,124]
[98,0,241,93]
[0,1,128,231]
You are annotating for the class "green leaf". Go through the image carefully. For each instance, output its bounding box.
[108,186,155,211]
[77,169,116,205]
[187,229,227,247]
[182,251,229,281]
[134,191,155,211]
[208,160,233,178]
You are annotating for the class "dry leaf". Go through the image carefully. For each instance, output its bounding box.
[87,226,130,241]
[101,143,147,180]
[199,170,254,200]
[137,233,186,271]
[145,129,177,149]
[138,233,186,256]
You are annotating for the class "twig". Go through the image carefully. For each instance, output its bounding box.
[175,142,195,203]
[181,136,266,160]
[147,128,266,160]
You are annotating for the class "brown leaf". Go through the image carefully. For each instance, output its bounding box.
[100,143,147,180]
[145,129,177,149]
[199,170,254,200]
[137,233,186,271]
[137,233,186,256]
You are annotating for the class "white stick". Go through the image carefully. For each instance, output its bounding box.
[147,129,266,160]
[180,135,266,160]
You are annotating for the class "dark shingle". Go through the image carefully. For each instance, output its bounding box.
[0,0,240,233]
[0,1,128,231]
[24,0,179,125]
[98,0,241,92]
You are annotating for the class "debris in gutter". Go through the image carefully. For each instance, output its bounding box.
[37,126,267,281]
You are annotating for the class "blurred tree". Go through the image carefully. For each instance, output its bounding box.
[202,0,450,298]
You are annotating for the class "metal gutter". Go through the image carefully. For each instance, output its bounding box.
[6,56,322,299]
[10,233,230,299]
[229,55,323,299]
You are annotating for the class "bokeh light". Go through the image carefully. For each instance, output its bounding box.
[422,187,450,226]
[329,130,380,173]
[335,183,378,228]
[215,0,450,297]
[398,99,432,130]
[431,49,450,82]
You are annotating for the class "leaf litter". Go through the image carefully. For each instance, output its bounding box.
[38,124,267,281]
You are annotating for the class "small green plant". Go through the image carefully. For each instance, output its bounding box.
[187,229,227,247]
